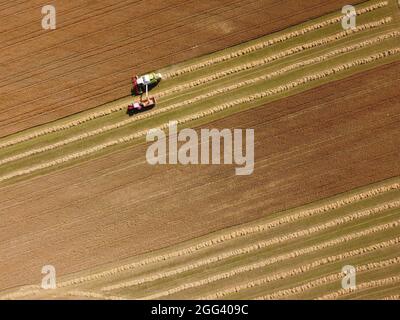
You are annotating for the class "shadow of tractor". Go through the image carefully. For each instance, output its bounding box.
[126,104,156,117]
[131,81,160,96]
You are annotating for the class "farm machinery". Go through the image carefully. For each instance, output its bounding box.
[127,72,161,116]
[131,72,162,96]
[127,97,157,116]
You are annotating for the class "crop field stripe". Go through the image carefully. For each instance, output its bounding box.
[99,200,400,292]
[1,178,399,299]
[198,238,400,300]
[1,46,399,183]
[0,0,391,149]
[53,179,400,288]
[136,219,400,299]
[2,30,399,167]
[254,257,400,300]
[51,183,400,287]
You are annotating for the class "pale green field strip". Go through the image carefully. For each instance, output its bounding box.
[97,201,400,294]
[1,20,398,165]
[0,0,399,184]
[1,45,400,183]
[3,11,390,159]
[0,0,390,150]
[200,242,400,300]
[253,256,400,300]
[129,217,400,299]
[1,177,399,300]
[2,13,396,149]
[1,30,399,167]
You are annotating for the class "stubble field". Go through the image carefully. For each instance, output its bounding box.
[0,0,399,299]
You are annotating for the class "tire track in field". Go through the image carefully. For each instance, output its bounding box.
[3,30,398,166]
[1,46,399,183]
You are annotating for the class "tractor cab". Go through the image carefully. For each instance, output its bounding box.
[127,97,157,116]
[131,73,162,96]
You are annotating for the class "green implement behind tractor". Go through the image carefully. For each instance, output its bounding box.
[131,72,162,96]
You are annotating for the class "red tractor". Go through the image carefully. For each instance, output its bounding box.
[127,97,157,116]
[127,72,161,116]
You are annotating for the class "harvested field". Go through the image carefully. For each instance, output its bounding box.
[0,58,399,293]
[0,0,367,137]
[1,0,399,300]
[1,0,399,184]
[2,177,400,299]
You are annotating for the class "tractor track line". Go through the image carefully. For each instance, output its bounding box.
[0,0,145,49]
